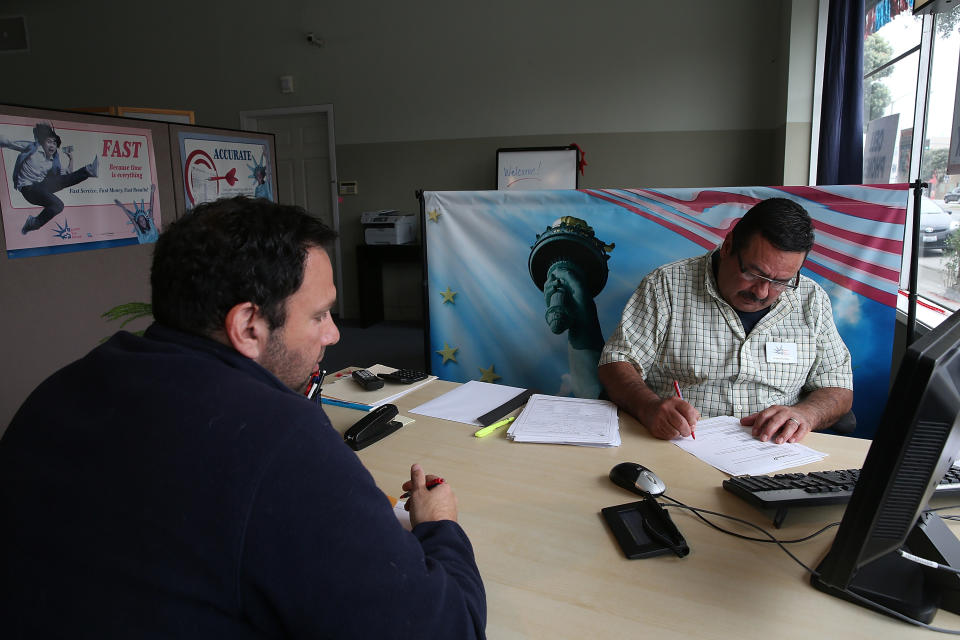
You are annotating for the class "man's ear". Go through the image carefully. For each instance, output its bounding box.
[223,302,270,359]
[720,233,733,257]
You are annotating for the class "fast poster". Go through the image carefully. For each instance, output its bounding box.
[177,131,275,209]
[0,116,161,258]
[423,186,908,439]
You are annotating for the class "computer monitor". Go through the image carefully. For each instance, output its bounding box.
[812,308,960,623]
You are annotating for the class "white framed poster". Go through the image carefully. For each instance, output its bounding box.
[0,113,162,258]
[171,127,278,212]
[497,147,579,190]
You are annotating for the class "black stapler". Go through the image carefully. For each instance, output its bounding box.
[343,404,403,451]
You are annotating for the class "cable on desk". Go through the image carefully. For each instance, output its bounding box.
[837,585,960,635]
[897,548,960,575]
[926,504,960,515]
[663,498,960,633]
[660,494,838,544]
[658,494,833,575]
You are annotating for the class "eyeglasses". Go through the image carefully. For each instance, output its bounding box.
[736,252,800,291]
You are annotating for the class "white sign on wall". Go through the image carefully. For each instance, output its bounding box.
[497,147,579,190]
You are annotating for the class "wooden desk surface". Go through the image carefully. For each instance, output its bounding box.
[324,379,960,639]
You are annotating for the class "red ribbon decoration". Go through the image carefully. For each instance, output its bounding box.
[570,143,587,175]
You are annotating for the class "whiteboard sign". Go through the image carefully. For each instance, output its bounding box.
[497,147,578,190]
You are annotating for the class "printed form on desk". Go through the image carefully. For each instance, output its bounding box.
[507,394,620,447]
[671,415,826,476]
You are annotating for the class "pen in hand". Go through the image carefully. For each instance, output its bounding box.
[400,477,444,499]
[673,380,695,440]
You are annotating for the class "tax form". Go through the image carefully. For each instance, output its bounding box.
[507,394,620,447]
[671,415,827,475]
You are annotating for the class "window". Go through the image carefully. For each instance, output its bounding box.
[863,2,960,327]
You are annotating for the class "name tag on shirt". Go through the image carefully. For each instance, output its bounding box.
[766,342,798,364]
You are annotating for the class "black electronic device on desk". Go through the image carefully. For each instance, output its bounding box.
[723,467,960,528]
[343,404,402,451]
[377,368,428,384]
[807,308,960,625]
[352,368,385,391]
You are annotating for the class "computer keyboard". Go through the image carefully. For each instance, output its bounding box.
[723,466,960,527]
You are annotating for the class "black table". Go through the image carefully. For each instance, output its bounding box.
[356,244,423,327]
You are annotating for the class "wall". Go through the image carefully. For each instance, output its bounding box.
[0,107,177,432]
[0,0,819,425]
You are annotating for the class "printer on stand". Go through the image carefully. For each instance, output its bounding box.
[361,210,416,245]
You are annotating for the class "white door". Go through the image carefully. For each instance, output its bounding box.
[239,106,343,317]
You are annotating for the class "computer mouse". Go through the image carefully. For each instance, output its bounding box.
[609,462,667,497]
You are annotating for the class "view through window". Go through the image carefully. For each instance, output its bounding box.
[864,1,960,325]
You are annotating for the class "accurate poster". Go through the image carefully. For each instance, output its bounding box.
[178,132,275,209]
[423,186,908,439]
[0,116,161,258]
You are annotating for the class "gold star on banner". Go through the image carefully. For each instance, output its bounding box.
[427,209,441,223]
[479,365,501,383]
[440,287,457,304]
[436,343,458,364]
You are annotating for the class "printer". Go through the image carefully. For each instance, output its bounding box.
[361,210,416,245]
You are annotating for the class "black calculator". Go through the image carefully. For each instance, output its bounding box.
[377,368,428,384]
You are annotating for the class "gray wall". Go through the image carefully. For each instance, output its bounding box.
[0,0,818,427]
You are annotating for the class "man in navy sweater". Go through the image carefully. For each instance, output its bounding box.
[0,196,486,638]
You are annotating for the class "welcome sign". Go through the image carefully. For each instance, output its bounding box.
[496,148,578,190]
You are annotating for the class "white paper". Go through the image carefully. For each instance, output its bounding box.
[671,415,826,476]
[394,498,412,531]
[507,394,620,447]
[409,380,526,426]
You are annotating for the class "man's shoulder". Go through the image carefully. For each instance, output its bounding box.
[793,274,833,306]
[6,328,336,479]
[640,251,709,288]
[25,328,320,436]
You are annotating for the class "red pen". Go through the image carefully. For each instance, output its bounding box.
[401,477,444,499]
[673,380,695,440]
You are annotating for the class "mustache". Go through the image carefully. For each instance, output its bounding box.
[739,290,768,304]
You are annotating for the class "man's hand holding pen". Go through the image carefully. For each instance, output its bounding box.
[401,463,458,526]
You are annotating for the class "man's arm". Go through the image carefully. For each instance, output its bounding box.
[598,361,698,439]
[0,136,29,152]
[240,426,485,638]
[741,387,852,444]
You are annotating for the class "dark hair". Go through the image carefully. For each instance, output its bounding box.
[731,197,815,255]
[33,122,61,147]
[151,196,337,336]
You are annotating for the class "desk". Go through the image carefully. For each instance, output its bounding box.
[356,244,422,327]
[323,379,960,639]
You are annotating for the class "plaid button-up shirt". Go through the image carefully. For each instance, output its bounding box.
[599,250,853,418]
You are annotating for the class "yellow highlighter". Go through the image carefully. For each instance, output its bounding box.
[474,416,516,438]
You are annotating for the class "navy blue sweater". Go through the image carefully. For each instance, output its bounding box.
[0,324,486,638]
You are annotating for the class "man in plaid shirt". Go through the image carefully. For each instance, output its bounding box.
[598,198,853,444]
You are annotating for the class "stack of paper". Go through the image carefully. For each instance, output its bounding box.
[321,364,437,409]
[409,380,527,425]
[507,394,620,447]
[671,415,827,476]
